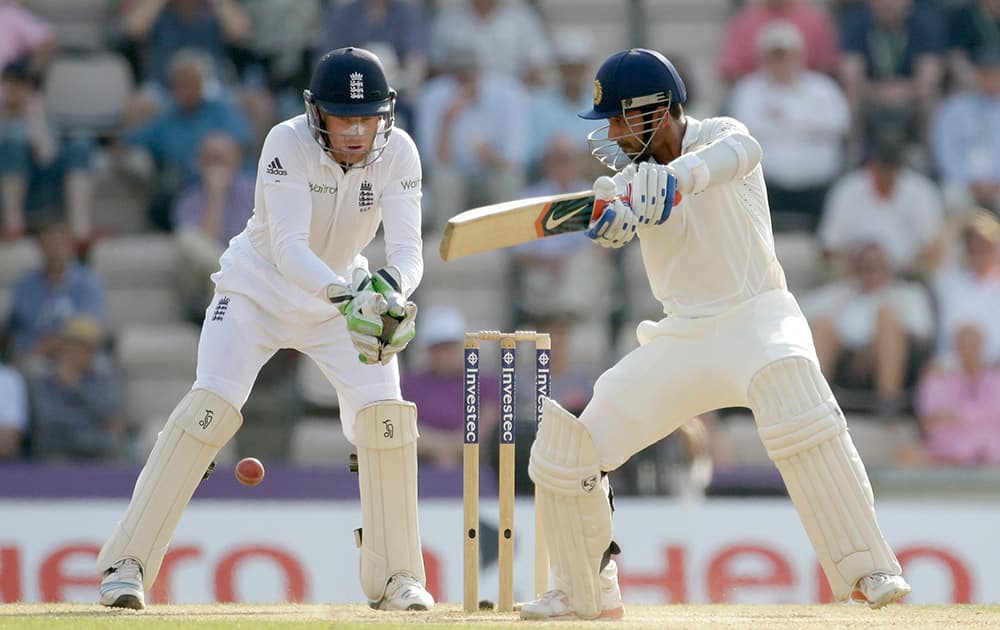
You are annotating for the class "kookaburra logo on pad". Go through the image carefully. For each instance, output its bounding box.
[349,72,364,99]
[581,474,598,492]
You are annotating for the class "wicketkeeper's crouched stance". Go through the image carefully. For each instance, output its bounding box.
[96,48,434,612]
[521,49,910,621]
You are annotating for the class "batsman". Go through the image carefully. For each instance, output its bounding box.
[96,47,434,611]
[522,49,911,620]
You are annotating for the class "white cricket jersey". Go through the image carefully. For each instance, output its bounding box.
[211,115,423,321]
[637,116,786,317]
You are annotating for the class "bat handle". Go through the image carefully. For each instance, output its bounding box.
[593,176,617,201]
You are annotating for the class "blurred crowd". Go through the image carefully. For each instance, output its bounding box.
[1,0,1000,495]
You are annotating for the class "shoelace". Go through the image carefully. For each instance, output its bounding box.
[387,572,422,597]
[865,573,890,586]
[536,590,568,605]
[110,560,142,581]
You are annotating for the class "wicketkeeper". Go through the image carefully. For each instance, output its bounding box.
[96,47,434,612]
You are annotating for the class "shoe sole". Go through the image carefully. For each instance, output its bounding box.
[107,594,144,610]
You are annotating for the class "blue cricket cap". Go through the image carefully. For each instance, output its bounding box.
[579,48,687,120]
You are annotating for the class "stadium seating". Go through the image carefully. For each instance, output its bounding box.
[0,238,41,288]
[43,52,133,134]
[24,0,111,52]
[90,233,177,288]
[115,322,199,379]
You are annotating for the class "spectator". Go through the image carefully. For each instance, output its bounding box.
[0,60,96,245]
[528,28,599,166]
[123,48,252,230]
[932,49,1000,214]
[0,0,55,98]
[916,325,1000,466]
[0,361,28,460]
[119,0,252,90]
[801,241,934,415]
[417,41,529,227]
[946,0,1000,91]
[24,315,125,461]
[428,0,551,87]
[171,132,254,319]
[238,0,325,102]
[317,0,427,129]
[931,209,1000,371]
[819,131,944,274]
[717,0,839,85]
[838,0,946,144]
[509,136,604,324]
[5,219,106,365]
[729,21,851,232]
[399,306,498,467]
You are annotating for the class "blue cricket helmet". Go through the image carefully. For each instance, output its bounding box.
[305,47,395,117]
[303,47,396,167]
[579,48,687,120]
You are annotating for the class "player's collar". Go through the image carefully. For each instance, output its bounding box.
[680,116,702,154]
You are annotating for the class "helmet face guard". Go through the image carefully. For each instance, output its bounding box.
[586,92,673,172]
[578,48,686,172]
[304,88,396,168]
[304,47,397,169]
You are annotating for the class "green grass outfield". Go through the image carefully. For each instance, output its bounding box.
[2,603,1000,629]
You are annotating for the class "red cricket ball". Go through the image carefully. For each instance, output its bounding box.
[235,457,265,486]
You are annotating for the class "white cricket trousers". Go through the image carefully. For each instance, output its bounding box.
[194,291,400,443]
[579,289,817,470]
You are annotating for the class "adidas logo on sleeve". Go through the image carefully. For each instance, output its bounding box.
[266,157,287,176]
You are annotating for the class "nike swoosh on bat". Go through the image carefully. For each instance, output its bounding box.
[539,198,594,235]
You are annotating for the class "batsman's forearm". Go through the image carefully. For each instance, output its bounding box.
[670,132,762,195]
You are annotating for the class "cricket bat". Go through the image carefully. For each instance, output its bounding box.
[439,190,595,261]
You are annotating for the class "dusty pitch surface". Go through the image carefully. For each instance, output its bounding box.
[3,603,1000,629]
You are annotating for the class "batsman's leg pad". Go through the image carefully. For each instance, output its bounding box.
[353,400,425,601]
[96,388,242,590]
[528,398,612,620]
[749,357,901,600]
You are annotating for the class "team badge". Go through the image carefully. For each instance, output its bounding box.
[358,180,374,211]
[349,72,364,100]
[593,79,603,106]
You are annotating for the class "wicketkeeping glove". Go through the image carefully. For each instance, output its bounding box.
[327,268,386,364]
[371,265,417,364]
[630,162,680,225]
[585,175,639,248]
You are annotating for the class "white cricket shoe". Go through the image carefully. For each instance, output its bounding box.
[853,572,911,609]
[519,588,625,621]
[99,558,145,609]
[370,571,435,611]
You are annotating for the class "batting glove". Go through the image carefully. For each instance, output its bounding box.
[327,268,386,364]
[630,162,680,226]
[586,176,639,249]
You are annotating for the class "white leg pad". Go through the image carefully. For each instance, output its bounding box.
[96,388,242,590]
[749,357,901,600]
[528,398,612,620]
[353,400,425,601]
